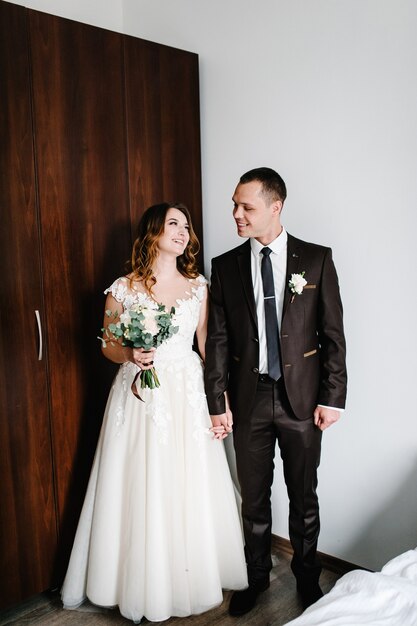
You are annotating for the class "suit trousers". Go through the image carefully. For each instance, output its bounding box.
[233,376,323,585]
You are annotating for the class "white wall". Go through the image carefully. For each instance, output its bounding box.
[6,0,123,30]
[9,0,417,571]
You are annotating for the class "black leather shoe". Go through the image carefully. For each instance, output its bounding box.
[297,580,323,609]
[229,578,270,616]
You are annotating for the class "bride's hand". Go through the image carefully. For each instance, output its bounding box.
[225,407,233,432]
[131,347,156,370]
[224,392,233,432]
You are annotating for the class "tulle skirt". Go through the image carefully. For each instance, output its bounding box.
[61,353,247,622]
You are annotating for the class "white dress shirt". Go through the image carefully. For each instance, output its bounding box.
[250,229,287,375]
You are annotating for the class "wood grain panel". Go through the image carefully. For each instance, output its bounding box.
[1,6,203,604]
[0,1,57,608]
[124,37,203,263]
[28,10,132,577]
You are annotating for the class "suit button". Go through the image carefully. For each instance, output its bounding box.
[253,338,259,343]
[252,367,259,374]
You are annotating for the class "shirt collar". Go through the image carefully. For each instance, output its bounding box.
[250,227,288,258]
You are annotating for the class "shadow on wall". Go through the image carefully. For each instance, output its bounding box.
[348,459,417,571]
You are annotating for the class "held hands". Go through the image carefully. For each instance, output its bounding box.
[131,347,156,370]
[210,391,233,439]
[210,407,233,440]
[313,406,340,431]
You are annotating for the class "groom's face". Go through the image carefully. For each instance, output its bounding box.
[232,180,282,241]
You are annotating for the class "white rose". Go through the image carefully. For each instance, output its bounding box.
[142,309,159,336]
[290,273,307,295]
[119,311,131,325]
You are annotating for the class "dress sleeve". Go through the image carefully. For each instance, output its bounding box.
[104,276,128,303]
[192,274,208,301]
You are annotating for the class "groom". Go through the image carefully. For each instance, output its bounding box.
[204,167,347,615]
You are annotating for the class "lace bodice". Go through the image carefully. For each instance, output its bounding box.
[104,274,207,360]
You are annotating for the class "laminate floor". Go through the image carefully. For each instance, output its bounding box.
[0,545,342,626]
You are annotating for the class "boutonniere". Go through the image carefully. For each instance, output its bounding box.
[289,272,307,303]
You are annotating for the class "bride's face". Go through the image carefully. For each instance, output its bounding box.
[157,208,190,257]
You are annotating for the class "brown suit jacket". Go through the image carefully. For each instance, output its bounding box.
[204,234,347,421]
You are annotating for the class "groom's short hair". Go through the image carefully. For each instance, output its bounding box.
[239,167,287,204]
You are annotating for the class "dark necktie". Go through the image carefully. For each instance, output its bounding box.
[260,247,281,381]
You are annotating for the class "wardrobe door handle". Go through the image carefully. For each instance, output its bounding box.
[35,310,43,361]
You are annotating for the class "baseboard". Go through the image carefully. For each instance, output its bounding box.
[271,534,371,575]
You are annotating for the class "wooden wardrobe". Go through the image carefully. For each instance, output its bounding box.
[0,0,202,609]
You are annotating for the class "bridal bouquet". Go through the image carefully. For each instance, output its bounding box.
[100,302,178,399]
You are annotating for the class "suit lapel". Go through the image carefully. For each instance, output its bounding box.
[283,234,301,318]
[237,240,258,329]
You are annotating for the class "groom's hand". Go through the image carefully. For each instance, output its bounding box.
[210,412,233,440]
[313,406,340,431]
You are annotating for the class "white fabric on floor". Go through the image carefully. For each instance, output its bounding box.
[284,548,417,626]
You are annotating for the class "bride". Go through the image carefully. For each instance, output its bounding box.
[61,202,247,623]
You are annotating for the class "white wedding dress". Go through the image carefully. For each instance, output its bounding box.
[61,275,247,623]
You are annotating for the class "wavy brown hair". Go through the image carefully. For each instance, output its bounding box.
[130,202,200,294]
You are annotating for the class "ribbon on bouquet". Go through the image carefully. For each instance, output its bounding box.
[131,367,161,401]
